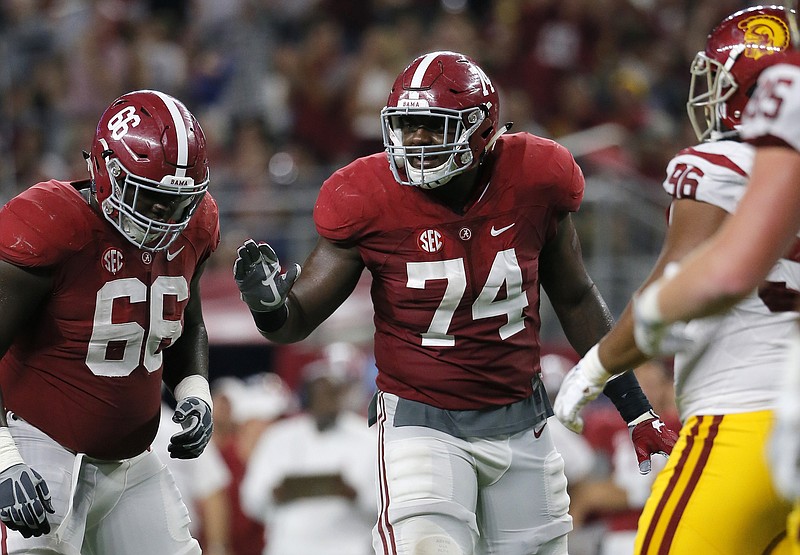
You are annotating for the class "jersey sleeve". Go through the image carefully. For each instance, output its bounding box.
[187,193,221,264]
[314,158,380,247]
[0,181,93,267]
[661,143,752,214]
[741,60,800,152]
[532,138,584,214]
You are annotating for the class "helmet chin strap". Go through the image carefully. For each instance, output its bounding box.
[411,122,513,189]
[485,122,513,152]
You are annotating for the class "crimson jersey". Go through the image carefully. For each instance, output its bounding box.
[0,180,220,459]
[314,133,583,410]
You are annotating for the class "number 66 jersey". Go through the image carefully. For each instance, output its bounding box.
[314,133,583,411]
[0,179,219,460]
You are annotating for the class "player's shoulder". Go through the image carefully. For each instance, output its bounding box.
[670,140,753,179]
[314,153,392,244]
[495,132,574,167]
[183,191,221,255]
[322,153,390,192]
[0,180,98,266]
[491,132,583,208]
[742,53,800,150]
[663,140,754,205]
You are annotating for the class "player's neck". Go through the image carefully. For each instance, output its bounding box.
[426,168,484,214]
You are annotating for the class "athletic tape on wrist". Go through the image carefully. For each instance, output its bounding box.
[582,344,613,385]
[636,280,666,324]
[174,375,213,410]
[0,428,24,473]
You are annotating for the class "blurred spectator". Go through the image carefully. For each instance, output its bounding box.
[540,353,597,487]
[212,373,297,555]
[240,345,377,555]
[540,353,604,555]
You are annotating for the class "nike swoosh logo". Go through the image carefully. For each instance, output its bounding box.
[490,223,515,236]
[533,421,547,438]
[166,245,185,261]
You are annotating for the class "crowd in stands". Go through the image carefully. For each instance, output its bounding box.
[3,0,756,264]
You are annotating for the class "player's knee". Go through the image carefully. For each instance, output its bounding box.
[403,520,469,555]
[411,534,465,555]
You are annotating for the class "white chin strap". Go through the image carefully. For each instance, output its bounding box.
[403,158,455,189]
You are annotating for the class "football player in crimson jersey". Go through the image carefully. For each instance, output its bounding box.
[234,51,677,555]
[0,90,219,554]
[554,6,800,553]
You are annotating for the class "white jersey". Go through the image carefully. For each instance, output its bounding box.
[741,61,800,151]
[662,140,800,420]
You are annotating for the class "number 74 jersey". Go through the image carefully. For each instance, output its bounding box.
[0,180,219,459]
[314,133,584,410]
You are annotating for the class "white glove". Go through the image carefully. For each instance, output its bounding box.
[553,345,613,433]
[632,280,692,356]
[233,239,300,313]
[769,386,800,500]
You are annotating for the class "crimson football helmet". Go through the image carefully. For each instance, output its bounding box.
[381,51,505,189]
[89,90,209,251]
[688,5,795,141]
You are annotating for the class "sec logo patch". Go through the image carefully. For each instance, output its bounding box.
[418,229,443,253]
[102,247,124,274]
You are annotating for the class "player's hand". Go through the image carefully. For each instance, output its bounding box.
[0,465,54,538]
[0,428,54,538]
[627,409,679,474]
[768,395,800,499]
[553,345,612,433]
[169,397,213,459]
[233,239,300,313]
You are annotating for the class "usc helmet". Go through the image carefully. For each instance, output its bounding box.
[688,5,795,142]
[381,51,505,189]
[89,90,209,251]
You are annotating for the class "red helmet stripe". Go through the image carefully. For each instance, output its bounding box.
[151,90,189,177]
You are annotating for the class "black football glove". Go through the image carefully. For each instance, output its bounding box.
[0,463,54,538]
[233,239,300,313]
[169,397,213,459]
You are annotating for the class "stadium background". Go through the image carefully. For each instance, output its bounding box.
[0,0,759,383]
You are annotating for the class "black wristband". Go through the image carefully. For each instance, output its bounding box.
[251,305,288,332]
[602,370,652,423]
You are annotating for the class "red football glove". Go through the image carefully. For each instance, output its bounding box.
[628,410,679,474]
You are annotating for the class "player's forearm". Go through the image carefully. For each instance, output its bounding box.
[162,322,210,391]
[251,295,319,344]
[597,304,650,373]
[556,284,615,356]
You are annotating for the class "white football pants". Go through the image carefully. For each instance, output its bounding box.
[1,414,200,555]
[373,392,571,555]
